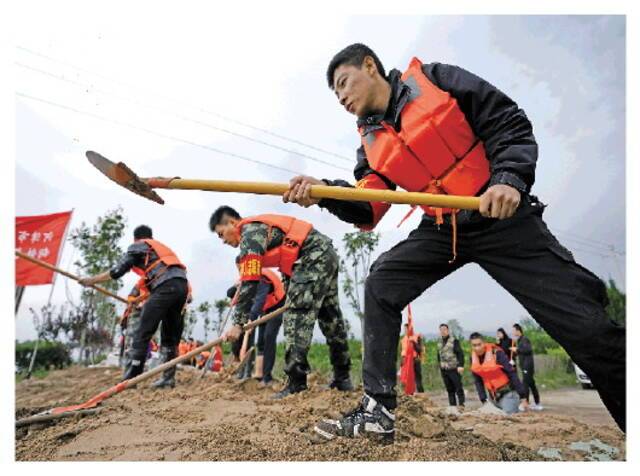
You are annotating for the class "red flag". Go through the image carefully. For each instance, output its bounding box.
[15,211,73,286]
[399,304,416,395]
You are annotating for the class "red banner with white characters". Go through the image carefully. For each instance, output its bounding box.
[15,211,73,286]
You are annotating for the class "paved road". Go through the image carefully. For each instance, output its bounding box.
[426,385,617,427]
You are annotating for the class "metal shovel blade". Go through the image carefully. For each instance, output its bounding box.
[86,150,165,204]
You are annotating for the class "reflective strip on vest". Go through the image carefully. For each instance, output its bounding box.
[360,57,490,217]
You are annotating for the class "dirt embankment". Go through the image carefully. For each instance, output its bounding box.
[15,366,625,461]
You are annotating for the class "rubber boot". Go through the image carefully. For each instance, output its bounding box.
[273,353,308,399]
[241,351,255,380]
[326,342,353,391]
[151,346,177,389]
[327,365,354,391]
[121,352,146,382]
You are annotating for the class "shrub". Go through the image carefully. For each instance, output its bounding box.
[15,340,71,372]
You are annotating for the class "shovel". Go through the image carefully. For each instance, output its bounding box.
[86,151,481,210]
[15,304,288,428]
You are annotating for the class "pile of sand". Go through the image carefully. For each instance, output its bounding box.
[15,366,624,461]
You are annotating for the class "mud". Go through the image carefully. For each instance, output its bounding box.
[15,366,625,461]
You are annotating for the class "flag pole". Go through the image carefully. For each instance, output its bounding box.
[26,210,75,379]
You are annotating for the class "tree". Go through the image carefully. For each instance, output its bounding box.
[445,319,464,338]
[213,298,231,335]
[60,207,126,363]
[605,279,625,326]
[518,316,541,332]
[340,231,381,321]
[197,301,213,341]
[183,307,198,339]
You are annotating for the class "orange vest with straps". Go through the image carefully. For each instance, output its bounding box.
[131,238,186,283]
[236,214,313,276]
[359,57,490,223]
[212,345,223,372]
[261,268,285,311]
[471,343,510,397]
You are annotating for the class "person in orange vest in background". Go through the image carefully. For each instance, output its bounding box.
[197,345,224,372]
[226,266,286,386]
[79,224,189,388]
[286,44,625,440]
[178,339,189,357]
[469,332,528,414]
[400,323,425,393]
[209,206,352,399]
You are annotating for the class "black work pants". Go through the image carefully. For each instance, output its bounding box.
[257,302,285,380]
[441,368,465,406]
[413,359,424,393]
[129,278,188,361]
[521,368,540,404]
[362,198,625,431]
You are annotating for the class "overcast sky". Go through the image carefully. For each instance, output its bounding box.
[14,12,625,343]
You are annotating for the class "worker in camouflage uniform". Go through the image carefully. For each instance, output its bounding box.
[120,281,149,366]
[208,206,353,398]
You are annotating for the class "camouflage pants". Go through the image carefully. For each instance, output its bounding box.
[282,240,351,383]
[123,307,143,363]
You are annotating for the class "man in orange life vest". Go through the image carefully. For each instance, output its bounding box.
[209,206,353,398]
[79,225,189,387]
[226,265,286,385]
[289,44,625,441]
[469,332,527,414]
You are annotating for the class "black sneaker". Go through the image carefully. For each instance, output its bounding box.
[314,395,395,443]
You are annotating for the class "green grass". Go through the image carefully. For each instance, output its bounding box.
[268,337,579,393]
[15,368,50,383]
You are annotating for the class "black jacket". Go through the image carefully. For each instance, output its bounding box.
[110,241,187,291]
[319,62,538,228]
[515,335,535,372]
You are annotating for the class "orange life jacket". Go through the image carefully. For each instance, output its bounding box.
[178,341,189,356]
[212,345,223,372]
[359,57,490,224]
[471,343,510,397]
[131,238,186,284]
[236,214,313,276]
[261,268,286,311]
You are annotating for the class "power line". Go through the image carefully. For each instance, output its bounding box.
[16,61,352,172]
[16,91,303,176]
[16,45,354,164]
[553,231,624,256]
[554,229,624,253]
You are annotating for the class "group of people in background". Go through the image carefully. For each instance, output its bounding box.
[401,322,542,415]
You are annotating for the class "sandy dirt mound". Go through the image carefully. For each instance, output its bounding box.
[15,366,624,461]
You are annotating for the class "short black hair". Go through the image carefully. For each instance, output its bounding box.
[209,206,241,231]
[439,323,449,329]
[326,43,386,88]
[134,225,152,240]
[469,332,484,341]
[513,323,523,334]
